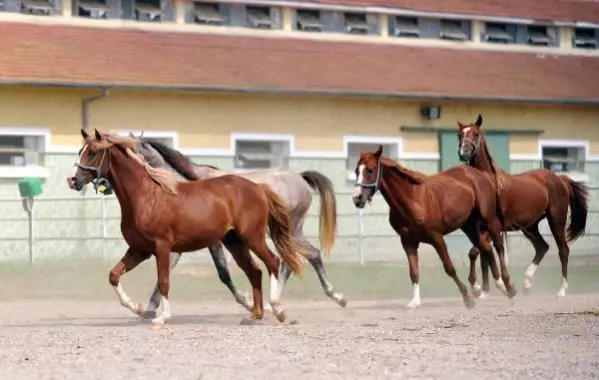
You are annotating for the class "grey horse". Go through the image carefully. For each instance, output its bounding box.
[132,138,346,318]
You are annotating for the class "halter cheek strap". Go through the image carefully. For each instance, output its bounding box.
[354,158,383,194]
[459,134,481,161]
[74,149,112,194]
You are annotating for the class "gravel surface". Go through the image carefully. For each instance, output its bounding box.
[0,295,598,380]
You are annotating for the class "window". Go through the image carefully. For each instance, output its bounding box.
[296,9,322,32]
[0,135,40,166]
[134,0,161,22]
[392,16,421,38]
[194,2,223,25]
[21,0,54,15]
[234,140,290,170]
[78,0,108,18]
[542,146,585,173]
[440,20,469,41]
[344,12,369,35]
[526,26,552,46]
[346,142,398,180]
[246,6,275,29]
[573,28,597,49]
[483,23,516,43]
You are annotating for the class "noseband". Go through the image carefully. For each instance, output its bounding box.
[74,147,113,194]
[459,133,481,162]
[355,158,383,195]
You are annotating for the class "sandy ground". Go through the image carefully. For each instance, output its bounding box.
[0,294,598,380]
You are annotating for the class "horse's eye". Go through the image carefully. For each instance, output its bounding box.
[367,168,374,174]
[88,151,95,159]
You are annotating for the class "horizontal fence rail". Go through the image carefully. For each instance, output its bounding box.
[1,186,598,265]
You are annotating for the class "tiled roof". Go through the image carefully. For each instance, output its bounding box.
[1,22,598,102]
[299,0,599,24]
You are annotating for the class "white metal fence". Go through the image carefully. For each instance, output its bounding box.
[1,186,599,264]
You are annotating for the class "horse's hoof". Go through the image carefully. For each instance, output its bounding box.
[149,319,165,329]
[337,297,348,308]
[240,317,261,326]
[507,287,517,299]
[464,296,476,309]
[134,302,146,317]
[406,300,421,309]
[472,286,483,298]
[476,292,488,300]
[141,310,157,320]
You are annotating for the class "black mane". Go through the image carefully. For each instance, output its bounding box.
[140,139,219,180]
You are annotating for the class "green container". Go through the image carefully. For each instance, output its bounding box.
[18,177,43,198]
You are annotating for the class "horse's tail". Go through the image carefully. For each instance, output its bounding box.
[260,184,305,276]
[300,170,338,259]
[561,176,589,243]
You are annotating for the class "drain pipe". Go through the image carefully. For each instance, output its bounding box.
[82,88,109,132]
[80,88,109,196]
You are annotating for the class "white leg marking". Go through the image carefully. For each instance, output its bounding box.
[113,283,138,314]
[556,277,568,297]
[472,283,485,299]
[406,283,421,309]
[269,273,279,304]
[495,278,508,296]
[325,285,345,304]
[152,296,171,325]
[523,263,539,290]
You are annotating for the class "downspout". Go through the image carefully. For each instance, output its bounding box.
[80,88,109,196]
[82,88,109,132]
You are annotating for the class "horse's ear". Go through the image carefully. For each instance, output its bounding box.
[374,145,383,158]
[128,132,135,138]
[94,129,102,140]
[475,114,483,127]
[80,129,89,139]
[457,121,465,129]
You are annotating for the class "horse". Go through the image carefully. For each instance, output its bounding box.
[351,145,515,309]
[67,129,306,326]
[457,114,588,297]
[124,136,345,318]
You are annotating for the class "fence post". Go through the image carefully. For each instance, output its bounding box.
[357,208,365,265]
[101,197,108,260]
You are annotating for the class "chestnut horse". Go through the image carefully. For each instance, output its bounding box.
[352,145,515,309]
[128,137,344,319]
[458,114,588,297]
[67,129,305,326]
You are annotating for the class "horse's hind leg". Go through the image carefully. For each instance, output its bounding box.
[208,243,253,311]
[297,234,346,307]
[467,247,483,298]
[143,251,182,319]
[487,220,517,299]
[522,222,550,295]
[109,248,151,317]
[546,209,570,297]
[222,231,265,323]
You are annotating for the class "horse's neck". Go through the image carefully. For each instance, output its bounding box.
[194,166,225,179]
[472,140,495,173]
[107,151,155,215]
[378,166,419,223]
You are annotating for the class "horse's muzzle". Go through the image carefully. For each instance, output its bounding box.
[353,194,367,209]
[67,176,84,191]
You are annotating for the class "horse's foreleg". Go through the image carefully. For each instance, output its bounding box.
[467,246,483,298]
[429,233,474,309]
[143,251,181,320]
[487,222,517,299]
[208,243,253,311]
[401,236,421,309]
[109,248,150,317]
[151,242,173,327]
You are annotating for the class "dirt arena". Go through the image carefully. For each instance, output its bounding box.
[0,260,598,379]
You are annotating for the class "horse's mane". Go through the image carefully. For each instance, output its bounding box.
[86,134,179,195]
[140,139,220,181]
[380,156,427,184]
[477,132,507,191]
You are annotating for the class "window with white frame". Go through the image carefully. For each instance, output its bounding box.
[234,139,290,170]
[346,142,398,176]
[0,135,42,166]
[542,146,585,173]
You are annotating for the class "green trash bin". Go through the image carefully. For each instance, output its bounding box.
[18,177,43,264]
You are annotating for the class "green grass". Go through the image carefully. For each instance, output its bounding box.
[0,259,597,302]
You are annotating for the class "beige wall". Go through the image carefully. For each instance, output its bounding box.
[0,85,598,155]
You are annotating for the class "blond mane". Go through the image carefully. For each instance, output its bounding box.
[86,133,179,195]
